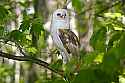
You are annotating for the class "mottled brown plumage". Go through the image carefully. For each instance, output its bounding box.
[58,29,80,56]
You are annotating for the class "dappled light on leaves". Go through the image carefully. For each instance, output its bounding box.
[0,0,125,83]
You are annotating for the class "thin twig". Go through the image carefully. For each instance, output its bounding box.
[63,0,71,9]
[95,0,121,16]
[77,0,121,16]
[77,7,93,16]
[14,42,28,56]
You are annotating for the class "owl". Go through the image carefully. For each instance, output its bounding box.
[50,9,80,63]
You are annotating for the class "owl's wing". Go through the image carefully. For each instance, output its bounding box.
[51,30,70,63]
[58,29,80,55]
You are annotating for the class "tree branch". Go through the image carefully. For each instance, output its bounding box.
[95,0,121,16]
[77,0,121,16]
[0,51,64,77]
[0,39,64,77]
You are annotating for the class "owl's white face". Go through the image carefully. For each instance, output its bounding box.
[52,9,69,21]
[51,9,70,32]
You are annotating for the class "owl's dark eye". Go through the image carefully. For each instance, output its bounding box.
[64,13,66,16]
[57,13,61,16]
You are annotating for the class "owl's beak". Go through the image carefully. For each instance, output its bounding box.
[60,15,65,19]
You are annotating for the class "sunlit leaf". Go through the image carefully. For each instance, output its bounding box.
[104,13,122,18]
[94,53,104,63]
[26,47,37,54]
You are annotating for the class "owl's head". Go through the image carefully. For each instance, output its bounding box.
[52,9,69,21]
[51,9,70,30]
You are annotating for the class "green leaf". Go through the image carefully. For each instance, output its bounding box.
[72,69,96,83]
[0,26,4,36]
[91,27,106,52]
[72,68,117,83]
[118,33,125,54]
[108,31,122,49]
[94,53,104,63]
[102,48,120,74]
[30,18,44,37]
[72,0,82,12]
[26,47,37,54]
[19,19,30,32]
[104,13,122,18]
[47,79,66,83]
[37,31,47,49]
[50,59,63,70]
[82,52,98,66]
[7,30,26,43]
[0,6,8,20]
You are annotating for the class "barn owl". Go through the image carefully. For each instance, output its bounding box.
[50,9,80,63]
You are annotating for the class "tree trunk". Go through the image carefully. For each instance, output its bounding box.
[80,0,94,52]
[14,1,22,83]
[34,0,49,23]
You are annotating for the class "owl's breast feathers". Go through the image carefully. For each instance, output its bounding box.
[58,29,80,55]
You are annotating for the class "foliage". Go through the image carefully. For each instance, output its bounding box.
[0,63,13,83]
[0,0,125,83]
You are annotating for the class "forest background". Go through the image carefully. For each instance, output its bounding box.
[0,0,125,83]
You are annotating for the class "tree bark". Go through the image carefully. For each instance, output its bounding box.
[34,0,49,23]
[80,0,94,52]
